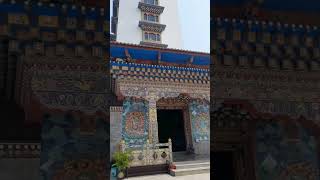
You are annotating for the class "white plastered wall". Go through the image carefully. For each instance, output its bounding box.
[116,0,182,49]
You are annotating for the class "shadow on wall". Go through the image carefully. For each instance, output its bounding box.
[40,112,109,180]
[256,120,319,180]
[0,97,41,141]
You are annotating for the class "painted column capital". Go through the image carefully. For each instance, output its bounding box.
[145,91,159,104]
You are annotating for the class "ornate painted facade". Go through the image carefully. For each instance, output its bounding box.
[212,1,320,179]
[110,41,210,168]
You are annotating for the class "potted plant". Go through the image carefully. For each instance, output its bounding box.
[113,151,132,179]
[168,162,176,171]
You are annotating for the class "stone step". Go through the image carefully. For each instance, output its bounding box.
[175,161,210,169]
[170,166,210,176]
[170,160,210,176]
[174,159,210,164]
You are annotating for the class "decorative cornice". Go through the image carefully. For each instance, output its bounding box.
[111,41,210,55]
[213,53,320,72]
[111,61,209,84]
[115,79,210,101]
[213,68,320,84]
[212,7,320,26]
[110,42,210,68]
[138,2,165,14]
[212,18,320,72]
[110,106,123,112]
[212,17,319,37]
[7,40,107,60]
[30,69,110,115]
[140,41,168,48]
[0,6,108,37]
[139,21,166,33]
[0,143,40,158]
[157,94,192,107]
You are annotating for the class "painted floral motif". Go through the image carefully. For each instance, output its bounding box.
[30,70,109,113]
[193,112,209,133]
[122,99,149,147]
[189,101,210,142]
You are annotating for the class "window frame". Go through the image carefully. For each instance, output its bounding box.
[144,0,159,5]
[143,31,162,43]
[142,12,159,23]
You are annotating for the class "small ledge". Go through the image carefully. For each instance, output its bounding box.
[110,34,116,41]
[140,41,168,48]
[112,16,118,23]
[138,2,165,14]
[114,0,120,7]
[139,21,166,33]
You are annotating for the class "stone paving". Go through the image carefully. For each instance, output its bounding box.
[124,173,210,180]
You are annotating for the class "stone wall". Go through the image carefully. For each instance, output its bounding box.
[110,106,123,160]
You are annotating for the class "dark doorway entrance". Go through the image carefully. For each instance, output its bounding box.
[157,109,186,152]
[212,151,235,180]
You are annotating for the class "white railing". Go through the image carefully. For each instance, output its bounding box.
[120,139,172,167]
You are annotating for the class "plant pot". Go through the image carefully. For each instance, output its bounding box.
[117,170,125,179]
[111,166,117,177]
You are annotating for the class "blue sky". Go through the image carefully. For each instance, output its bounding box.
[177,0,210,52]
[110,0,210,53]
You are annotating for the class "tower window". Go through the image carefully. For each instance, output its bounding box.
[144,0,158,5]
[143,13,159,23]
[150,33,156,41]
[144,32,149,40]
[144,32,161,42]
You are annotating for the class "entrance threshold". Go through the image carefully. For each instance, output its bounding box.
[170,151,210,176]
[173,151,210,162]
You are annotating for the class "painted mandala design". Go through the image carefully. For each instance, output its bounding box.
[122,99,149,146]
[125,112,145,138]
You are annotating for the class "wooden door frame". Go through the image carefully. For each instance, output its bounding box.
[156,95,194,153]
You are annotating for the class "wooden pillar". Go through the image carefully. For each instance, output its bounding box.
[168,138,173,163]
[146,92,159,144]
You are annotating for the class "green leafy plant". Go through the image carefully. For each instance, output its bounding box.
[113,151,132,171]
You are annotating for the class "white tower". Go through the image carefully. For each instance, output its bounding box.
[111,0,183,49]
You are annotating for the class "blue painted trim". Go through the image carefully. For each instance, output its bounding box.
[0,3,25,13]
[213,18,320,37]
[111,61,210,73]
[111,45,210,66]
